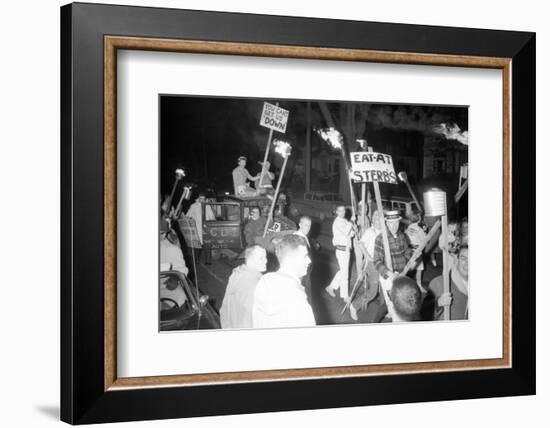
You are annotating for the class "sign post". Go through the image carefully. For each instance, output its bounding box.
[263,140,292,238]
[258,102,289,193]
[351,147,396,272]
[424,189,450,320]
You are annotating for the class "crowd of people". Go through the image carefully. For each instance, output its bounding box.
[160,154,469,329]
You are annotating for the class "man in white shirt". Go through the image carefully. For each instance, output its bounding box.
[252,234,315,328]
[293,215,312,247]
[160,229,189,308]
[220,245,267,329]
[186,193,216,264]
[326,206,355,301]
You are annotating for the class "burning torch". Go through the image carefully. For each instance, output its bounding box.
[173,185,192,219]
[162,168,185,216]
[263,139,292,237]
[316,127,357,218]
[397,171,424,214]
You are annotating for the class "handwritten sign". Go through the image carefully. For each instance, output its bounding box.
[260,102,289,133]
[350,152,397,184]
[177,217,202,249]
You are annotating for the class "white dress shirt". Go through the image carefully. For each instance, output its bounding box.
[332,217,354,249]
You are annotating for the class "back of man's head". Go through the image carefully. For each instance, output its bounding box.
[390,276,422,321]
[276,234,307,263]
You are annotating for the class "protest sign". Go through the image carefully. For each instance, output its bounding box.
[177,217,202,249]
[350,151,398,184]
[259,102,289,133]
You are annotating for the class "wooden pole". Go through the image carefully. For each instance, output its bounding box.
[361,182,367,231]
[369,147,393,272]
[317,101,358,213]
[263,154,289,237]
[441,214,451,320]
[258,102,279,194]
[403,178,424,213]
[305,102,312,192]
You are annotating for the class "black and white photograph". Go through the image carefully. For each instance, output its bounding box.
[159,96,469,331]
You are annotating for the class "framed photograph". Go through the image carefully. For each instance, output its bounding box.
[61,2,535,424]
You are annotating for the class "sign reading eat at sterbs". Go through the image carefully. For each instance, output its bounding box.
[350,151,398,184]
[259,102,289,133]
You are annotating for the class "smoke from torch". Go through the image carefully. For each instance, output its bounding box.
[316,127,343,150]
[433,123,468,145]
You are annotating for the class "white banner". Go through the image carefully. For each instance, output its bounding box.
[259,102,289,133]
[350,151,397,184]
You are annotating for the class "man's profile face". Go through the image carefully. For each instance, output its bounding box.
[251,208,260,220]
[283,245,311,278]
[249,248,267,272]
[387,219,400,235]
[238,159,246,168]
[457,248,468,278]
[198,195,206,203]
[335,206,346,218]
[299,218,311,236]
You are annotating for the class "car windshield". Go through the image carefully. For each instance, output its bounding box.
[159,273,194,314]
[205,203,240,221]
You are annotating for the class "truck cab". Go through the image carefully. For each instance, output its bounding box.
[200,194,296,252]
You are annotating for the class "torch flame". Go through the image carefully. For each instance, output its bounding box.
[175,168,185,178]
[356,138,367,149]
[273,139,292,158]
[433,123,468,145]
[316,127,343,150]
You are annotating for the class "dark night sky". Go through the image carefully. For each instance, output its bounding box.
[160,95,468,197]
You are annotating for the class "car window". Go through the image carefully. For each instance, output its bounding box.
[204,204,240,221]
[159,273,194,314]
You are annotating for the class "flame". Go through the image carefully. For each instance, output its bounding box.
[316,127,343,150]
[273,139,292,157]
[433,123,468,145]
[356,138,367,149]
[175,168,185,178]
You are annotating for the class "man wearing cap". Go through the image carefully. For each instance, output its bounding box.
[373,210,414,280]
[232,156,259,197]
[256,160,275,195]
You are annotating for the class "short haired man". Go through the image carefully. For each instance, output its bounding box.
[389,276,422,322]
[293,215,312,247]
[243,206,267,246]
[185,193,215,264]
[256,160,275,194]
[232,156,259,197]
[253,234,315,328]
[326,205,355,300]
[220,245,267,329]
[293,215,317,304]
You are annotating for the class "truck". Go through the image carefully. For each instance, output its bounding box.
[177,194,297,253]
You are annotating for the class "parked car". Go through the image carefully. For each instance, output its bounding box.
[380,196,420,218]
[289,191,347,221]
[159,270,220,331]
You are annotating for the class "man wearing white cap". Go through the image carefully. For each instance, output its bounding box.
[256,160,275,195]
[232,156,259,197]
[373,210,413,279]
